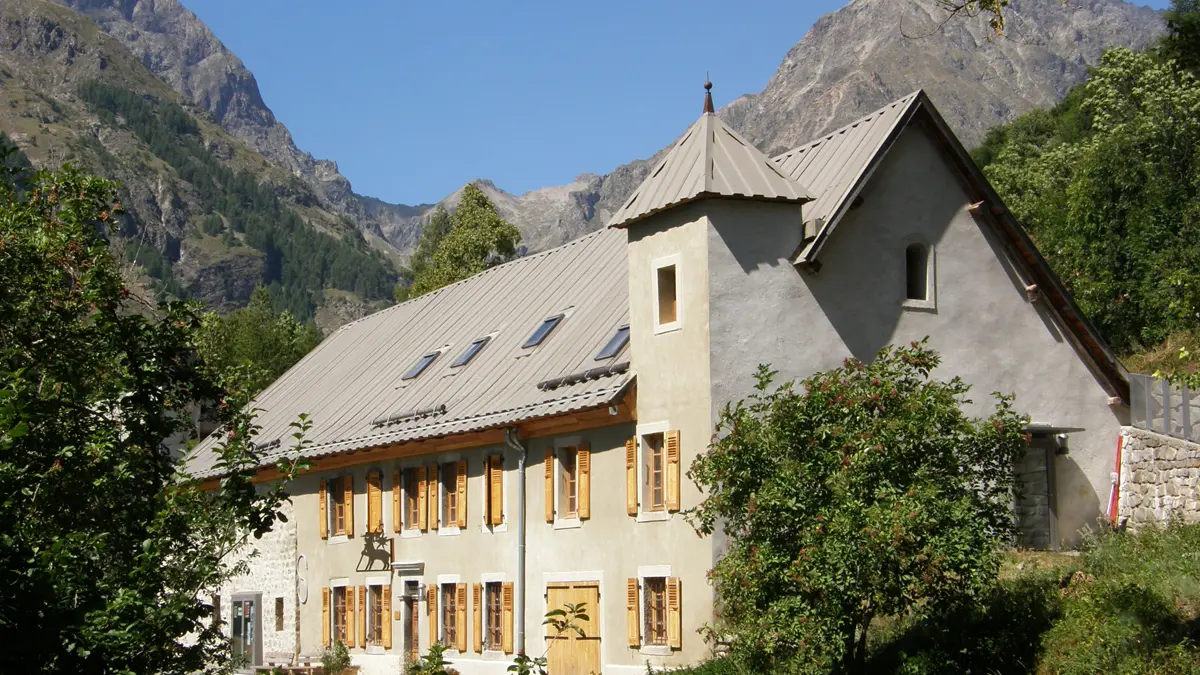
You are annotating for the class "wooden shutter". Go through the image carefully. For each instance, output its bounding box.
[456,460,468,528]
[367,470,383,534]
[489,456,504,526]
[417,466,428,531]
[544,449,555,522]
[578,443,591,519]
[472,583,483,653]
[392,470,401,533]
[357,585,367,648]
[427,585,438,646]
[626,578,640,646]
[343,475,354,537]
[501,582,514,653]
[667,577,682,649]
[666,430,681,512]
[455,584,468,652]
[429,464,439,531]
[410,597,420,661]
[321,588,331,648]
[382,585,393,649]
[319,479,328,539]
[626,437,638,515]
[345,586,356,648]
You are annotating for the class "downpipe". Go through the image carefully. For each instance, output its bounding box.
[505,427,528,655]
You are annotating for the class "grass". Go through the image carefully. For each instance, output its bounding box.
[1123,330,1200,378]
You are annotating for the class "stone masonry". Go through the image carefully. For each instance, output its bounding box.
[1118,426,1200,529]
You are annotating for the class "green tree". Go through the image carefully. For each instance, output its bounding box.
[687,341,1029,674]
[0,163,308,673]
[197,286,323,395]
[1161,0,1200,73]
[402,184,520,300]
[395,205,453,302]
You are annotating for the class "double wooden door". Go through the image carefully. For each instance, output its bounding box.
[545,582,601,675]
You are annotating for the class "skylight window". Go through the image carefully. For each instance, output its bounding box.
[451,336,491,368]
[522,314,564,349]
[595,325,630,361]
[401,350,440,380]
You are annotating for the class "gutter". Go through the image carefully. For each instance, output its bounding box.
[504,427,528,655]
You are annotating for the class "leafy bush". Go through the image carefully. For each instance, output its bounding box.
[321,640,351,674]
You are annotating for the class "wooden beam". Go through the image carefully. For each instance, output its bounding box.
[967,201,986,215]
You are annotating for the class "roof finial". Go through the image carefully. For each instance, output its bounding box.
[703,75,714,114]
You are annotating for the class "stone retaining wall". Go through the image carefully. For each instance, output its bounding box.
[1118,426,1200,529]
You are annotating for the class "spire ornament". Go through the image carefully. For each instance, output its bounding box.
[703,77,714,114]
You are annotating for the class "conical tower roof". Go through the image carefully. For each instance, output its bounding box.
[608,82,813,229]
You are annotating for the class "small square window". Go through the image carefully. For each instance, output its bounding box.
[595,325,630,360]
[523,314,564,349]
[656,265,677,327]
[402,351,440,380]
[451,336,490,368]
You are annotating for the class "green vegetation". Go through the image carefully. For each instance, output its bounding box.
[76,81,396,320]
[0,162,308,672]
[686,341,1029,673]
[396,184,520,301]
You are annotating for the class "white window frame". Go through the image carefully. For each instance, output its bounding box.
[437,454,462,537]
[480,449,509,533]
[398,461,424,539]
[635,422,671,522]
[652,254,682,335]
[552,436,583,530]
[637,565,673,656]
[901,235,936,311]
[364,576,389,654]
[480,573,507,658]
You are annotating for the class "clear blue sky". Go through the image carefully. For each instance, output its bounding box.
[181,0,1170,206]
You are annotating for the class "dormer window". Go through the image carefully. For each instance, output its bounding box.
[595,325,630,361]
[451,336,491,368]
[401,350,441,380]
[522,314,564,349]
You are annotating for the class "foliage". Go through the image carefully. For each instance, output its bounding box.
[76,81,396,320]
[687,341,1029,674]
[931,0,1013,35]
[402,184,520,300]
[1161,0,1200,73]
[406,642,460,675]
[321,640,352,674]
[0,163,309,673]
[983,47,1200,352]
[395,205,452,302]
[196,286,323,394]
[507,602,590,675]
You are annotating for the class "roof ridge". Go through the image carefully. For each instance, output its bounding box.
[772,91,923,161]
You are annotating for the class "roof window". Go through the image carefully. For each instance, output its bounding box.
[522,314,564,349]
[595,325,630,361]
[401,350,441,380]
[451,336,491,368]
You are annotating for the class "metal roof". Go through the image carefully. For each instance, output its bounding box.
[185,227,632,479]
[608,112,813,229]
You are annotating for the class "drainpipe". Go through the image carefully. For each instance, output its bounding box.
[505,427,528,655]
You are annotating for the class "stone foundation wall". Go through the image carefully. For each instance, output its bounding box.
[1118,426,1200,529]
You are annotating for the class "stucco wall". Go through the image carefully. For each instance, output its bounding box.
[1118,426,1200,529]
[705,125,1127,549]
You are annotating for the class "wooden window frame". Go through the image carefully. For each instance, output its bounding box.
[332,586,348,645]
[403,467,421,532]
[559,446,578,519]
[440,583,458,648]
[643,576,668,647]
[484,581,503,652]
[643,432,666,513]
[367,584,384,647]
[439,461,459,531]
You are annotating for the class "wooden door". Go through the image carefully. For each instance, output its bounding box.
[545,583,601,675]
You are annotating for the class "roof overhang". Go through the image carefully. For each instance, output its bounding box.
[609,191,813,230]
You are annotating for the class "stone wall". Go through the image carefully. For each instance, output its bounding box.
[1118,426,1200,529]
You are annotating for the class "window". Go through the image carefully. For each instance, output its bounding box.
[403,468,421,530]
[367,585,384,646]
[595,325,630,361]
[643,433,666,512]
[441,462,458,528]
[402,350,440,380]
[212,594,221,629]
[441,584,458,647]
[559,447,578,518]
[451,336,491,368]
[403,581,419,661]
[643,577,668,646]
[905,242,929,301]
[332,587,348,645]
[329,476,349,536]
[656,264,677,326]
[485,582,503,651]
[275,597,284,631]
[522,314,564,349]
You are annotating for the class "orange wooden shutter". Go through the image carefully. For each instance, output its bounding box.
[668,577,682,648]
[544,449,555,522]
[392,470,401,533]
[367,470,383,534]
[489,456,504,526]
[343,475,355,537]
[501,582,514,653]
[318,479,328,539]
[666,430,681,512]
[417,466,428,531]
[625,437,638,515]
[578,443,591,519]
[472,583,483,653]
[455,584,467,651]
[322,587,331,648]
[345,585,356,648]
[410,597,419,661]
[429,464,439,531]
[626,578,640,646]
[456,460,467,528]
[382,585,393,649]
[357,585,367,648]
[427,584,437,646]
